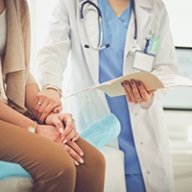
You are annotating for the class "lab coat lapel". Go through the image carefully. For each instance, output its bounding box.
[77,0,99,84]
[124,0,152,60]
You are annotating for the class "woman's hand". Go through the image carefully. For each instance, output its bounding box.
[36,124,84,166]
[45,113,79,144]
[121,79,155,104]
[36,124,61,142]
[62,140,84,166]
[33,89,62,124]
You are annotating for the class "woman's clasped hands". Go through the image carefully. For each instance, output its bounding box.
[36,113,83,166]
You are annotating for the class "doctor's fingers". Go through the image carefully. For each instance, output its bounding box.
[121,81,133,102]
[129,80,145,104]
[137,81,155,102]
[122,80,141,104]
[53,105,62,114]
[37,101,62,123]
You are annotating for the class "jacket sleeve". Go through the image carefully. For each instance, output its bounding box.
[37,0,71,90]
[26,72,37,85]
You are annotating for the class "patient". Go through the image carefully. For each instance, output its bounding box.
[0,0,105,192]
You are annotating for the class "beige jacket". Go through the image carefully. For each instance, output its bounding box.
[0,0,36,114]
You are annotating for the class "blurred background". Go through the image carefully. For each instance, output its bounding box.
[27,0,192,191]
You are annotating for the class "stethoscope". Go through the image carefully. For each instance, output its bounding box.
[80,0,140,54]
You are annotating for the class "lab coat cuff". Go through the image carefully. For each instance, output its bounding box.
[42,84,63,98]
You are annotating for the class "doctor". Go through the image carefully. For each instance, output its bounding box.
[36,0,178,191]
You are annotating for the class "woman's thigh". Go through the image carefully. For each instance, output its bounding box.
[0,120,74,181]
[75,138,106,192]
[0,120,106,192]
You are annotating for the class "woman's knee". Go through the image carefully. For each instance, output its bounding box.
[77,138,106,171]
[33,157,76,192]
[88,147,106,174]
[30,143,76,182]
[75,144,106,192]
[50,156,76,180]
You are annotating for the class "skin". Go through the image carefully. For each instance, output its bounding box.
[45,112,79,143]
[0,0,82,165]
[33,88,62,123]
[0,0,5,14]
[121,80,155,104]
[108,0,130,16]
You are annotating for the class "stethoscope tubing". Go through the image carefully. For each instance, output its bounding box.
[80,0,138,50]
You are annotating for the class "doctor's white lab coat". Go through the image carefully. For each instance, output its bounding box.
[38,0,178,191]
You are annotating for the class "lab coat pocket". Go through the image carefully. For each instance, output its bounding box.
[147,103,169,152]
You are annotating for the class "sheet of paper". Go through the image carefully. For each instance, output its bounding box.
[63,72,163,99]
[63,72,192,99]
[155,73,192,87]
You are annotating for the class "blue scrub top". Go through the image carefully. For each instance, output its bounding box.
[98,0,142,174]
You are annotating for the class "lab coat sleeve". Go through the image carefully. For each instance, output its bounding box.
[37,0,71,90]
[141,2,178,109]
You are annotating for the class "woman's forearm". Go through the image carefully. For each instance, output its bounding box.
[25,83,40,117]
[0,101,34,129]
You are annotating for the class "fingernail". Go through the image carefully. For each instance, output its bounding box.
[121,82,124,86]
[79,159,84,164]
[131,81,134,85]
[63,139,67,144]
[37,120,42,125]
[56,109,59,113]
[59,128,64,133]
[75,161,79,166]
[137,81,141,86]
[124,81,128,85]
[80,152,84,156]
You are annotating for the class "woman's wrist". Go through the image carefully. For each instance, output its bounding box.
[27,121,37,133]
[45,112,54,125]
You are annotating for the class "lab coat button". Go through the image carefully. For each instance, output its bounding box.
[140,142,143,145]
[147,171,150,174]
[135,113,137,116]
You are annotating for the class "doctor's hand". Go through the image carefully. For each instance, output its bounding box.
[45,113,79,144]
[121,79,155,104]
[33,89,62,124]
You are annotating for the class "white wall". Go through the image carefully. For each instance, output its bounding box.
[162,0,192,47]
[28,0,57,78]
